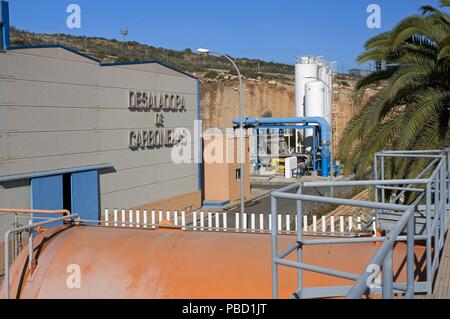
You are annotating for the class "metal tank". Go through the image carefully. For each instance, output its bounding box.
[304,81,326,143]
[326,68,333,125]
[1,224,426,299]
[295,57,318,118]
[317,62,330,124]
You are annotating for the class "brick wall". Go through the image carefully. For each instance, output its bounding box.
[203,135,250,202]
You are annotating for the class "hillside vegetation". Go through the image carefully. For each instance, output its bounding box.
[10,26,294,81]
[8,26,363,146]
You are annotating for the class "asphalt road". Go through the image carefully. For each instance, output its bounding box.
[223,183,342,229]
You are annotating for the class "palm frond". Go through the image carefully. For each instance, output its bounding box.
[438,35,450,59]
[391,15,447,47]
[339,2,450,180]
[354,115,403,177]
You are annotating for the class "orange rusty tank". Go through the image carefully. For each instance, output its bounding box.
[1,224,426,299]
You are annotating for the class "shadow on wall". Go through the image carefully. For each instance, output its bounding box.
[0,179,30,190]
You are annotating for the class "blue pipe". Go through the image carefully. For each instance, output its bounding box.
[233,117,331,177]
[238,125,318,130]
[0,1,10,51]
[313,129,317,172]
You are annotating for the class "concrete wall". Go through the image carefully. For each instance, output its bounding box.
[0,46,199,227]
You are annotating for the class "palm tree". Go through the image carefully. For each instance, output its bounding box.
[339,0,450,180]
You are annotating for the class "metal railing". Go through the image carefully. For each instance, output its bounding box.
[102,209,376,236]
[0,209,72,263]
[2,209,78,299]
[271,149,450,299]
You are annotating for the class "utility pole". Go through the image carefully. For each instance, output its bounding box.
[120,28,128,58]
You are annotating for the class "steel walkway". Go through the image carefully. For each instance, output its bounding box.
[432,225,450,298]
[271,149,450,299]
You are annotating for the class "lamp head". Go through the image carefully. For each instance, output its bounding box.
[197,48,210,54]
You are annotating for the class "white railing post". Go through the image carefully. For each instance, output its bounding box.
[136,210,140,228]
[243,213,248,232]
[357,217,362,231]
[200,212,205,231]
[259,214,264,232]
[166,211,171,222]
[158,211,163,224]
[251,214,256,233]
[208,212,213,231]
[349,216,353,232]
[286,215,291,232]
[215,213,220,232]
[114,209,119,227]
[340,216,344,233]
[312,216,317,233]
[105,209,110,226]
[303,216,308,232]
[193,211,198,231]
[151,210,156,229]
[174,211,179,226]
[235,213,240,231]
[223,213,228,232]
[143,210,148,228]
[129,210,133,228]
[181,211,186,230]
[372,217,377,237]
[269,215,272,231]
[121,209,126,228]
[322,216,326,233]
[330,216,335,234]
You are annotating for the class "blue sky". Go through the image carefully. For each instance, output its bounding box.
[6,0,444,71]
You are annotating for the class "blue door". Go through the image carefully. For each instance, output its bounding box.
[71,170,100,224]
[31,175,64,228]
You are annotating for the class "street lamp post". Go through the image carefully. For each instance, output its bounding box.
[197,49,246,221]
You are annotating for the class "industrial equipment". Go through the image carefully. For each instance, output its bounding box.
[233,117,331,177]
[241,56,335,179]
[1,221,425,299]
[2,150,448,299]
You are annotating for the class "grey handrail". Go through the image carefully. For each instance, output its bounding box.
[271,149,449,299]
[3,213,79,299]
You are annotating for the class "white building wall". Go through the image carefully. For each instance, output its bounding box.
[0,47,199,215]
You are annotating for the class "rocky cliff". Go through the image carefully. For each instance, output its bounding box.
[200,80,296,129]
[200,78,365,157]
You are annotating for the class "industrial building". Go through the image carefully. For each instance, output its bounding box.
[242,56,335,178]
[0,2,202,236]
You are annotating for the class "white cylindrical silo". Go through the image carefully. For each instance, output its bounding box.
[317,63,330,123]
[327,69,333,125]
[295,57,318,118]
[304,80,326,139]
[318,62,327,83]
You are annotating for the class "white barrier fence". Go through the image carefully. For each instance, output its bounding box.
[103,209,377,236]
